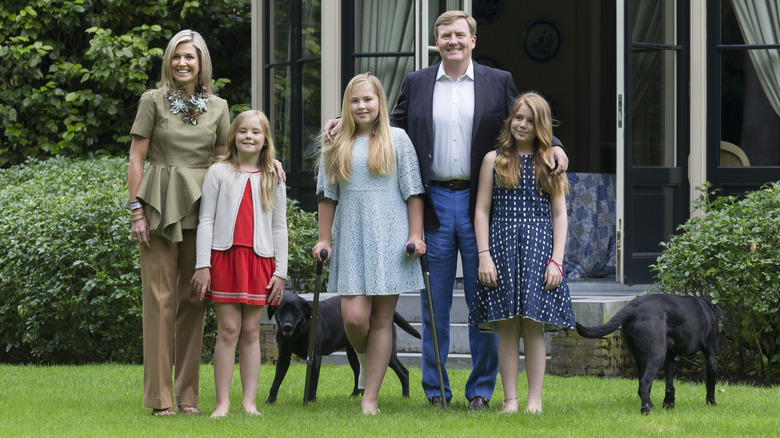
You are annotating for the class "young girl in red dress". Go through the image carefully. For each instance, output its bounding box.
[191,110,288,417]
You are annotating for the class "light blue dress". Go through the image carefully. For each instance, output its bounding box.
[317,127,425,295]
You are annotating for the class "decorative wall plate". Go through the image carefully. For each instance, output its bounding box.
[523,20,561,62]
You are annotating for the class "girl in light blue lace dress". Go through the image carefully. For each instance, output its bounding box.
[470,92,574,414]
[313,73,425,414]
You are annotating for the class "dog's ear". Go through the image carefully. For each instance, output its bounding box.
[267,304,277,320]
[302,299,313,320]
[712,303,725,319]
[701,298,725,319]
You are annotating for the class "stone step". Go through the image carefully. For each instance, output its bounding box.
[291,280,651,371]
[395,322,551,355]
[320,351,549,372]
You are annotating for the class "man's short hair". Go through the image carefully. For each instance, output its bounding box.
[433,10,477,39]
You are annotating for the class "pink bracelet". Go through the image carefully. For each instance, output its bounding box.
[546,259,564,277]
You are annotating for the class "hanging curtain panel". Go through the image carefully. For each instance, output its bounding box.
[731,0,780,117]
[354,0,415,108]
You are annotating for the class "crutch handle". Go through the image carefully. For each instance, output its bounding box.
[407,243,429,271]
[317,249,328,274]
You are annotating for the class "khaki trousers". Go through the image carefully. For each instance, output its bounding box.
[140,230,205,410]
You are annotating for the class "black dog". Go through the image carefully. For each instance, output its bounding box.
[576,294,724,414]
[265,293,421,404]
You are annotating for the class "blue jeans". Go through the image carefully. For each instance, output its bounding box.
[421,185,499,402]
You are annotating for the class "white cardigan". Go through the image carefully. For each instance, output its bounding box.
[195,162,288,279]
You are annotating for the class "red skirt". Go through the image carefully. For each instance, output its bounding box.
[203,245,275,306]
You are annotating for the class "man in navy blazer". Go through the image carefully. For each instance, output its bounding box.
[389,11,567,410]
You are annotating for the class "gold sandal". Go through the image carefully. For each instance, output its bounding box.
[152,408,176,417]
[179,405,201,415]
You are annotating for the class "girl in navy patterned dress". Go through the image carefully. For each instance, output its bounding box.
[470,92,575,414]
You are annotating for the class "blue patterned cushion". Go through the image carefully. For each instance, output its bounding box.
[563,173,616,278]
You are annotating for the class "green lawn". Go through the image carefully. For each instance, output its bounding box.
[1,362,777,437]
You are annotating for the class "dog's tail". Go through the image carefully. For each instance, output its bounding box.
[575,305,635,338]
[393,312,421,339]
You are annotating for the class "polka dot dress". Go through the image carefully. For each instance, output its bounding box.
[469,155,575,333]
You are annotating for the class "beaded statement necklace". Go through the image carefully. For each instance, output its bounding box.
[164,86,210,125]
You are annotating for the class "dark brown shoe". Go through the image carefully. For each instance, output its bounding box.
[468,396,489,411]
[428,396,443,407]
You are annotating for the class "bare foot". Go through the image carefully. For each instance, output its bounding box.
[501,397,519,414]
[211,404,230,418]
[242,402,261,416]
[524,404,543,414]
[362,402,379,415]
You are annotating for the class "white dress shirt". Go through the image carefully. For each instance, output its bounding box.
[430,61,475,181]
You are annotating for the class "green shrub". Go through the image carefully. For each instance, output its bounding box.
[0,157,322,364]
[0,156,141,363]
[0,0,252,166]
[286,198,329,292]
[651,183,780,381]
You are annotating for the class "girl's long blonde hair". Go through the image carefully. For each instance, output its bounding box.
[494,92,568,197]
[218,110,279,211]
[320,72,395,183]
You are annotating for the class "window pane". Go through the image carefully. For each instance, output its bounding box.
[270,66,292,168]
[272,0,291,64]
[302,0,321,58]
[632,0,676,45]
[352,0,415,108]
[302,59,321,170]
[355,56,415,108]
[631,50,677,166]
[720,0,745,45]
[720,49,780,166]
[354,0,414,53]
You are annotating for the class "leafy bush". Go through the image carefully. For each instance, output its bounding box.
[0,157,322,364]
[0,156,141,363]
[0,0,251,166]
[651,183,780,381]
[286,198,329,292]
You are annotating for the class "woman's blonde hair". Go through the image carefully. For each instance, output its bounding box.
[218,110,279,211]
[159,30,213,92]
[494,92,568,197]
[321,72,395,183]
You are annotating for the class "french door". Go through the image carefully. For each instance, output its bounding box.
[616,0,689,284]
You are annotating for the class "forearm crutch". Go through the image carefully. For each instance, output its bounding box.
[304,249,328,406]
[407,244,448,409]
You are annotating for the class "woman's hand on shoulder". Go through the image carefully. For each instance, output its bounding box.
[273,159,286,183]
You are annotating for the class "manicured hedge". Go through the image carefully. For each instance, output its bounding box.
[0,157,322,364]
[652,183,780,382]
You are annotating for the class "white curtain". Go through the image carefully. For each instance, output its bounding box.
[732,0,780,117]
[354,0,415,108]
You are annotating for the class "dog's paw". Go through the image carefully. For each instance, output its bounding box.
[662,401,674,409]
